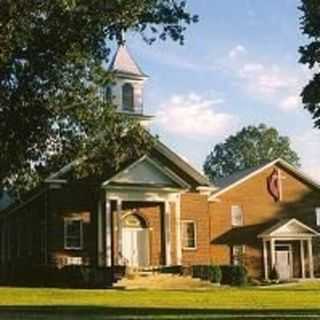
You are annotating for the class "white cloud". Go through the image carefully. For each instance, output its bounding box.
[155,93,238,138]
[291,129,320,182]
[225,49,307,112]
[279,95,301,111]
[228,45,247,59]
[238,63,299,97]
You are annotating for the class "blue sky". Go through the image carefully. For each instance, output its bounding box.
[123,0,320,180]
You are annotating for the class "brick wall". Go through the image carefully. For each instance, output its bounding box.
[209,164,320,278]
[180,193,210,265]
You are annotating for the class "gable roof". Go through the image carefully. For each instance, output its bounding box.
[46,138,211,189]
[209,158,320,200]
[152,140,211,187]
[108,45,147,78]
[258,218,319,238]
[103,155,190,189]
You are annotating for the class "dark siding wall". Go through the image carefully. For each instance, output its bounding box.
[49,182,99,268]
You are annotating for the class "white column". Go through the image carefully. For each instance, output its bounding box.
[175,195,182,265]
[97,199,104,267]
[116,199,122,265]
[164,201,172,266]
[105,199,112,267]
[308,238,314,278]
[300,240,305,279]
[263,239,269,280]
[270,238,275,269]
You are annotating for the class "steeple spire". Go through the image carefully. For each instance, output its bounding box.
[108,44,148,78]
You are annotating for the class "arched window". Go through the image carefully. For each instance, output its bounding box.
[122,83,134,111]
[122,213,147,229]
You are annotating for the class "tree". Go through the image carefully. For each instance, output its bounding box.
[203,124,300,182]
[299,0,320,127]
[0,0,198,195]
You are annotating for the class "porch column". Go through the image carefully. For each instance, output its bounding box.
[175,194,182,265]
[116,199,122,265]
[300,240,305,279]
[263,239,269,280]
[105,199,112,267]
[164,201,172,266]
[307,238,314,278]
[270,238,276,269]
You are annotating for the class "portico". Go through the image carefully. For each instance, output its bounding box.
[98,155,189,269]
[258,218,319,280]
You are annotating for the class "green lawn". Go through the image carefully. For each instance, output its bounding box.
[0,281,320,319]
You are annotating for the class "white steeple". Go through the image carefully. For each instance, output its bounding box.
[106,44,153,124]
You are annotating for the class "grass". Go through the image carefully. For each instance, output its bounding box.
[0,281,320,319]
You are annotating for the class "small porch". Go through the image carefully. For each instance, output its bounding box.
[258,218,319,281]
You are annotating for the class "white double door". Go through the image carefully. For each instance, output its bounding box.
[122,227,149,267]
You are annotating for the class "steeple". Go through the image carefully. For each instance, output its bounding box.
[106,44,153,125]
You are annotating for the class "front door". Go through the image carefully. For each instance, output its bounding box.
[275,248,291,280]
[122,227,149,267]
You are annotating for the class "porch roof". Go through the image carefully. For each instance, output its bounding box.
[258,218,319,239]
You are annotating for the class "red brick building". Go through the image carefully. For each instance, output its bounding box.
[1,45,320,286]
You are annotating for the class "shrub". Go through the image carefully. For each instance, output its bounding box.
[269,266,280,281]
[160,265,182,275]
[192,265,210,280]
[208,265,222,284]
[221,265,248,286]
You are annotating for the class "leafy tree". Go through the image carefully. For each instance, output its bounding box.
[0,0,197,195]
[299,0,320,127]
[203,124,300,182]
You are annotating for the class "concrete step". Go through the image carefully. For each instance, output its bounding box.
[113,272,214,290]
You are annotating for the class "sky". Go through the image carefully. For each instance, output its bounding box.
[121,0,320,180]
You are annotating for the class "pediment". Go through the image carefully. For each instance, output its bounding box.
[103,156,189,189]
[273,221,315,236]
[259,218,319,238]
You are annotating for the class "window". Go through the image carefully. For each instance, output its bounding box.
[64,218,83,250]
[182,221,196,249]
[231,205,243,227]
[232,245,245,265]
[122,83,134,111]
[316,208,320,226]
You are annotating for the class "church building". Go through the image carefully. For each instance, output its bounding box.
[1,45,320,286]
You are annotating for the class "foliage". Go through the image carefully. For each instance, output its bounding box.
[203,124,300,182]
[0,0,198,196]
[220,265,248,286]
[208,265,222,284]
[299,0,320,128]
[269,266,280,282]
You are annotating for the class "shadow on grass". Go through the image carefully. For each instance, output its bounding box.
[0,306,319,319]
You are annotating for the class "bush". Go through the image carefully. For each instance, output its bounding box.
[269,266,280,281]
[208,265,222,284]
[160,265,182,275]
[192,265,210,280]
[221,265,248,286]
